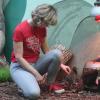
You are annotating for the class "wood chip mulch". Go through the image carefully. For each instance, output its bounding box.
[0,82,100,100]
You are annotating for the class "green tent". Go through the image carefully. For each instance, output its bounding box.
[4,0,100,76]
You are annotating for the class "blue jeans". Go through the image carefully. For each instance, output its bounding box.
[10,49,62,99]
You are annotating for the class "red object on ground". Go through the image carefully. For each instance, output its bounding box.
[95,15,100,22]
[49,83,65,94]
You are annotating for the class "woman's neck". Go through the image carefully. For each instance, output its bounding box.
[27,18,35,26]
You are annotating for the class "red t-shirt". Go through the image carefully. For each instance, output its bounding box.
[11,20,46,63]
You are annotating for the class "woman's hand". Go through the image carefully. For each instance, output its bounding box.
[60,63,71,75]
[35,73,44,84]
[35,73,46,85]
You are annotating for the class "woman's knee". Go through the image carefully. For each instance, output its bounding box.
[24,88,40,99]
[49,49,62,62]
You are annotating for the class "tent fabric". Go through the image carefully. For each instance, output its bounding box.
[48,0,92,48]
[47,0,99,76]
[70,17,100,76]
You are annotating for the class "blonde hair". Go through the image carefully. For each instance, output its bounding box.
[31,4,57,25]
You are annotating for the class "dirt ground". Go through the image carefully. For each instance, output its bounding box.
[0,82,100,100]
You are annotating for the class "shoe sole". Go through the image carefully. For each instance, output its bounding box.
[54,89,65,94]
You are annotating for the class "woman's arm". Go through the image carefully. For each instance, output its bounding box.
[41,37,49,54]
[13,41,44,82]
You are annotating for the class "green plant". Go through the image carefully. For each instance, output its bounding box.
[0,67,11,82]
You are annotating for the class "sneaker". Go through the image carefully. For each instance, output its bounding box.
[49,83,65,94]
